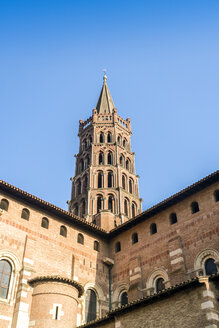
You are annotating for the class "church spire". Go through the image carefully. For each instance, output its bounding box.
[96,72,115,114]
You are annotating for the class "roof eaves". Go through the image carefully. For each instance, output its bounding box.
[0,180,108,237]
[110,170,219,236]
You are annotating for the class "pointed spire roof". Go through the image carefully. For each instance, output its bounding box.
[96,73,115,114]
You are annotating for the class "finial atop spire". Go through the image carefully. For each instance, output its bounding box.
[96,70,115,114]
[103,69,107,83]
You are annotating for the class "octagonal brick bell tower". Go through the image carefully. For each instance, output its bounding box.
[69,74,142,231]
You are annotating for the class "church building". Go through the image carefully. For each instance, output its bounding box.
[0,75,218,328]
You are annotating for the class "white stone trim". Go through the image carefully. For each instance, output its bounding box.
[171,257,184,265]
[207,312,219,321]
[0,250,21,305]
[146,268,169,291]
[194,248,219,275]
[201,301,214,309]
[203,290,215,298]
[24,258,34,265]
[169,248,183,257]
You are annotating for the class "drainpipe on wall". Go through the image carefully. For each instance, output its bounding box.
[103,257,114,312]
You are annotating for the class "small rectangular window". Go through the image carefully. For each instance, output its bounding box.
[55,306,59,320]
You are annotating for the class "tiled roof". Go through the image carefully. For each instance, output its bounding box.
[28,275,84,297]
[0,170,218,238]
[78,273,219,328]
[110,170,219,236]
[0,180,108,237]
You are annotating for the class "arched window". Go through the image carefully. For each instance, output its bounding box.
[74,204,79,216]
[77,233,84,245]
[108,171,113,188]
[81,200,86,216]
[85,289,97,323]
[21,208,30,220]
[120,291,128,306]
[100,133,104,143]
[60,225,67,237]
[120,155,124,166]
[204,258,218,275]
[86,155,90,167]
[155,278,165,292]
[82,140,86,151]
[191,201,199,214]
[98,172,103,188]
[107,152,112,164]
[126,160,129,170]
[214,190,219,202]
[0,260,12,299]
[129,179,133,194]
[132,233,138,244]
[122,175,126,189]
[108,195,113,212]
[115,241,121,253]
[83,176,88,192]
[94,241,99,252]
[99,152,104,165]
[41,217,49,229]
[77,180,81,195]
[132,203,136,218]
[123,139,126,148]
[170,213,177,225]
[0,199,9,211]
[80,159,84,172]
[150,223,157,235]
[124,199,128,216]
[107,132,112,143]
[117,136,121,144]
[97,196,102,213]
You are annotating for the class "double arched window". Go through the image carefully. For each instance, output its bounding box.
[132,202,136,218]
[81,200,86,216]
[85,289,97,323]
[122,175,126,189]
[108,171,113,188]
[97,172,103,188]
[129,179,133,194]
[0,260,12,299]
[97,195,103,213]
[108,195,114,212]
[124,198,128,216]
[99,133,104,143]
[107,152,113,164]
[99,152,104,165]
[107,132,112,143]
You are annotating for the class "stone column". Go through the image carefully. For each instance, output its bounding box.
[28,276,83,328]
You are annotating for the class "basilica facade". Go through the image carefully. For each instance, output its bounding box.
[0,76,218,328]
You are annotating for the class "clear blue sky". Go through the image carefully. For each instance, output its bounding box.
[0,0,218,211]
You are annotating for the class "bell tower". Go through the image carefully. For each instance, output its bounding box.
[69,74,142,231]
